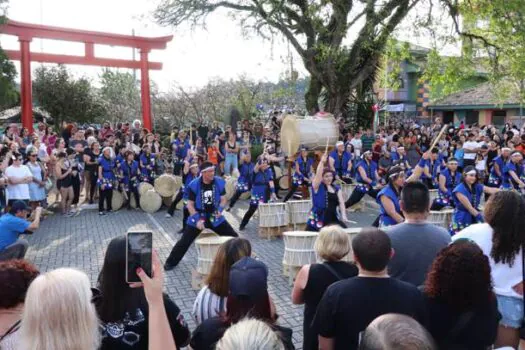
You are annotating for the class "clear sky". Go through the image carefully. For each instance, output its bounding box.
[0,0,300,90]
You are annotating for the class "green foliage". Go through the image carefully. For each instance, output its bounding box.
[250,143,264,162]
[33,66,106,129]
[378,40,413,93]
[0,0,19,110]
[99,69,141,123]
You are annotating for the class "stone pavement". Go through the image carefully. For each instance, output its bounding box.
[24,200,377,349]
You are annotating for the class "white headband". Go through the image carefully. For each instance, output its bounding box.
[389,171,405,179]
[189,163,199,169]
[336,141,344,147]
[201,165,215,172]
[502,147,511,152]
[465,170,477,176]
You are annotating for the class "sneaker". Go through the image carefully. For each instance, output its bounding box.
[99,211,106,216]
[165,213,172,218]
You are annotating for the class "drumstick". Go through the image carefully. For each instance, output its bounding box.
[429,125,448,151]
[325,137,330,154]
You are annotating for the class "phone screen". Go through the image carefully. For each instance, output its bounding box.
[126,231,153,283]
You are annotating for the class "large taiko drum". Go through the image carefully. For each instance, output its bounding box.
[195,236,234,275]
[259,202,288,228]
[140,189,162,213]
[341,227,362,262]
[279,175,290,190]
[111,190,124,211]
[154,174,177,197]
[428,209,454,229]
[138,182,154,196]
[341,183,356,201]
[280,114,339,156]
[287,200,311,226]
[283,231,318,268]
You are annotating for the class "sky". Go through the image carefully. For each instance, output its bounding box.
[0,0,300,91]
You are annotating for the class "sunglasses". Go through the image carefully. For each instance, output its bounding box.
[29,154,37,157]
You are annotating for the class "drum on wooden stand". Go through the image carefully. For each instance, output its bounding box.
[138,182,153,196]
[259,202,288,239]
[280,114,339,156]
[195,236,234,275]
[140,189,162,213]
[111,190,124,210]
[283,231,318,284]
[428,209,454,229]
[287,200,311,230]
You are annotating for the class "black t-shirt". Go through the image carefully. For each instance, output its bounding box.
[312,277,428,350]
[69,139,88,150]
[99,294,190,350]
[188,180,225,214]
[84,149,99,172]
[191,317,295,350]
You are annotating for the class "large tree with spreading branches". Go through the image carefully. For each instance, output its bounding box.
[154,0,489,117]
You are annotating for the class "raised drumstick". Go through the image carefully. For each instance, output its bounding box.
[429,125,448,151]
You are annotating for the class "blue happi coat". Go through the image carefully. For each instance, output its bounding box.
[293,156,313,185]
[250,167,273,206]
[450,182,483,234]
[186,176,226,228]
[307,183,341,230]
[502,161,523,190]
[172,138,191,163]
[329,150,352,178]
[436,169,461,206]
[121,160,140,190]
[98,156,115,190]
[237,162,255,192]
[139,152,156,182]
[488,156,506,187]
[377,185,401,227]
[355,159,378,193]
[421,158,441,188]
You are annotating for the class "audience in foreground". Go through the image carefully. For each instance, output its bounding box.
[312,228,427,350]
[216,318,285,350]
[0,260,39,350]
[96,236,190,350]
[453,190,525,349]
[0,201,42,261]
[292,225,358,350]
[359,313,436,350]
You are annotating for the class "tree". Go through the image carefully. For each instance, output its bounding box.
[33,65,106,129]
[99,69,141,123]
[154,0,484,118]
[0,0,19,109]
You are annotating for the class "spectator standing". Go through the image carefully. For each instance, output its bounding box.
[423,240,499,349]
[385,182,450,286]
[96,236,190,349]
[463,133,480,167]
[83,141,101,204]
[350,132,363,158]
[312,228,427,350]
[0,260,40,350]
[292,226,358,350]
[453,191,525,349]
[26,149,47,210]
[5,152,32,206]
[224,132,239,176]
[361,129,375,152]
[216,318,285,350]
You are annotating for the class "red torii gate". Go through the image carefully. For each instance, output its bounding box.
[0,19,173,132]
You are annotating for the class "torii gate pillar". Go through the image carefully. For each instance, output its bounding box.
[140,50,152,131]
[19,38,33,132]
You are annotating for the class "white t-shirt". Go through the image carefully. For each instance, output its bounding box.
[463,141,480,160]
[453,223,523,298]
[5,165,32,200]
[476,156,487,172]
[192,285,227,325]
[350,138,362,157]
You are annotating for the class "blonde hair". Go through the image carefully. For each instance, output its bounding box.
[315,225,351,261]
[216,318,285,350]
[20,268,100,350]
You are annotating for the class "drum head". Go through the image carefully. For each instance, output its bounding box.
[280,115,300,156]
[279,175,290,190]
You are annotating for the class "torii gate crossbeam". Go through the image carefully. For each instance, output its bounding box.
[0,19,173,132]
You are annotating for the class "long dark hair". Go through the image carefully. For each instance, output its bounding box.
[223,292,273,325]
[485,191,525,266]
[96,236,147,322]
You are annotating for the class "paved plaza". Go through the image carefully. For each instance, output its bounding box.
[23,199,377,349]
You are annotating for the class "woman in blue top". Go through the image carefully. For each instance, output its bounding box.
[139,145,156,184]
[306,152,349,232]
[239,156,277,231]
[501,151,525,190]
[227,152,255,210]
[98,147,116,216]
[120,150,140,210]
[487,147,509,188]
[376,166,405,227]
[450,166,498,235]
[431,157,461,211]
[283,147,314,202]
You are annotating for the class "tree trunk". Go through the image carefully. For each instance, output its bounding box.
[304,76,322,114]
[324,90,348,118]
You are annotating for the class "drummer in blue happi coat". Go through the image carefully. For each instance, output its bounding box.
[120,150,140,210]
[238,155,277,231]
[164,161,238,271]
[166,160,200,224]
[171,130,191,176]
[487,147,510,189]
[421,148,443,189]
[139,144,156,183]
[306,152,349,231]
[430,157,461,211]
[283,146,314,202]
[376,166,405,227]
[344,150,383,209]
[226,152,255,210]
[501,151,525,190]
[450,166,499,235]
[329,141,353,184]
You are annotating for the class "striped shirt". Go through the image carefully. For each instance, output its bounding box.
[192,285,227,325]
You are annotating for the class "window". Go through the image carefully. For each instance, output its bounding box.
[465,110,479,126]
[492,110,506,126]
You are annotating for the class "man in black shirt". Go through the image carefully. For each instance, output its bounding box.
[312,228,427,350]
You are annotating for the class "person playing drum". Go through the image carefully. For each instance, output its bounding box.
[166,160,200,222]
[392,146,412,176]
[329,141,353,184]
[164,161,238,271]
[376,166,405,227]
[450,166,498,235]
[487,147,510,189]
[120,150,140,210]
[501,151,525,190]
[98,147,116,216]
[139,144,156,184]
[171,130,191,176]
[306,152,349,231]
[344,150,383,209]
[283,146,314,202]
[430,157,461,211]
[238,155,277,231]
[226,152,255,211]
[421,148,442,190]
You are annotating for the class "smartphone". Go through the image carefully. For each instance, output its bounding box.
[126,230,153,283]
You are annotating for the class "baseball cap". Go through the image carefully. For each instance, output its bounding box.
[229,257,268,300]
[10,200,29,214]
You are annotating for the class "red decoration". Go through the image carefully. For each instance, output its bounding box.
[1,19,173,132]
[371,104,380,112]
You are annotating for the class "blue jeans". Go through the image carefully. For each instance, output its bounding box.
[224,153,238,176]
[496,294,523,329]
